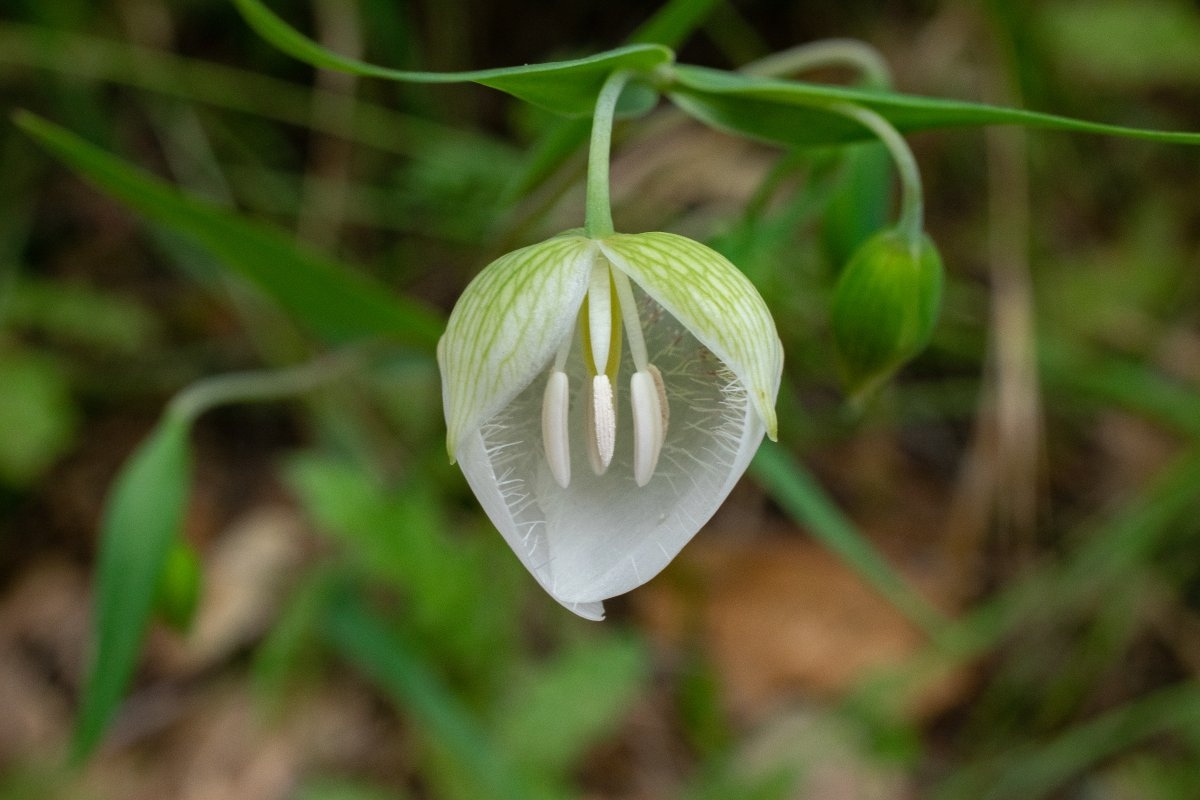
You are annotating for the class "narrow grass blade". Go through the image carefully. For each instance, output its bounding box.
[232,0,671,117]
[323,591,541,800]
[495,636,647,778]
[499,0,723,208]
[862,447,1200,722]
[14,111,442,348]
[669,64,1200,147]
[1040,340,1200,440]
[629,0,723,45]
[71,415,192,761]
[750,441,949,639]
[822,142,892,265]
[934,682,1200,800]
[0,22,511,160]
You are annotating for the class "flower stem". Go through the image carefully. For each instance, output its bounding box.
[585,69,634,238]
[829,102,924,250]
[166,348,361,424]
[742,38,891,89]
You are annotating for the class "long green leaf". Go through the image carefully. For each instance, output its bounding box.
[0,22,511,160]
[495,636,647,778]
[14,111,442,347]
[858,446,1200,724]
[822,142,892,265]
[628,0,724,46]
[324,591,541,800]
[749,441,949,639]
[668,64,1200,147]
[1040,340,1200,440]
[72,415,192,761]
[232,0,672,117]
[934,681,1200,800]
[498,0,722,206]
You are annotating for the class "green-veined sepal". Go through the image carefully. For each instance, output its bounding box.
[440,230,785,620]
[599,232,784,439]
[438,236,595,460]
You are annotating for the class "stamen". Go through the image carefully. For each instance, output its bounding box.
[552,325,573,371]
[631,369,666,486]
[586,261,613,376]
[647,364,669,431]
[541,370,571,488]
[587,374,616,474]
[610,268,650,372]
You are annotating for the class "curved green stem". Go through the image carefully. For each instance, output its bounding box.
[585,69,635,238]
[166,348,361,424]
[829,102,924,249]
[742,38,891,89]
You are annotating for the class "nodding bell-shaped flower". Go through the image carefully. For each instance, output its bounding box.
[438,231,783,620]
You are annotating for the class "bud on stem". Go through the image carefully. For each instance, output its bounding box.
[831,228,944,398]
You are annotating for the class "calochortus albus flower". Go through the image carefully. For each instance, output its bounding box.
[438,230,783,619]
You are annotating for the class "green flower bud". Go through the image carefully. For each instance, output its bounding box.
[154,539,202,633]
[831,228,943,398]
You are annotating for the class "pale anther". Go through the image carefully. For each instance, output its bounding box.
[647,364,669,432]
[589,374,616,474]
[541,370,571,488]
[631,369,666,486]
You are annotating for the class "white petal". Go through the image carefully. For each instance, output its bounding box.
[456,429,605,621]
[599,233,783,440]
[438,235,595,461]
[455,287,764,614]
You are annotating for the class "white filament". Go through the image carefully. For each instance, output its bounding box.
[586,261,613,374]
[555,265,672,487]
[611,268,649,371]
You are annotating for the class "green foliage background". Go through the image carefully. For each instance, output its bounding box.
[2,1,1200,798]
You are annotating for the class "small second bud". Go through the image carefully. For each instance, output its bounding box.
[831,228,943,399]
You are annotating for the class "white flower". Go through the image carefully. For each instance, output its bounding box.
[438,230,783,619]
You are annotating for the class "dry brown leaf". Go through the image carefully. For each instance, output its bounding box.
[636,533,962,722]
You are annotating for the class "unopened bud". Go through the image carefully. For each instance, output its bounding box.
[154,539,202,633]
[831,228,943,397]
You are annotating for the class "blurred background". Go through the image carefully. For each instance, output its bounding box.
[3,0,1200,798]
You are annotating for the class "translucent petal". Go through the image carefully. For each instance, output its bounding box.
[438,235,595,459]
[599,233,783,439]
[454,288,765,617]
[456,430,605,621]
